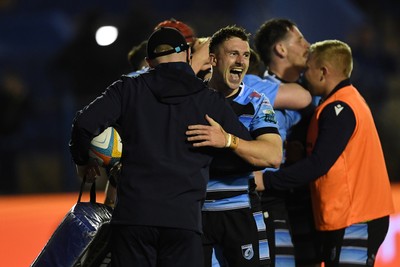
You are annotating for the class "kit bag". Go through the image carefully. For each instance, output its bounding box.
[31,179,113,267]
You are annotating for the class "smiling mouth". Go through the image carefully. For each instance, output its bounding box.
[230,68,243,81]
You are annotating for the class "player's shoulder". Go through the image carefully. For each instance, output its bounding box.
[242,83,273,106]
[321,100,355,121]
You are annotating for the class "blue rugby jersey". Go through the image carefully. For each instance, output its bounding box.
[244,74,302,166]
[203,83,279,211]
[245,74,302,144]
[243,74,280,107]
[243,74,300,267]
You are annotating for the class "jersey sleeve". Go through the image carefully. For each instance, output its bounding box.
[249,93,280,139]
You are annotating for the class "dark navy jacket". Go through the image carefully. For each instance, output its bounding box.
[69,62,253,233]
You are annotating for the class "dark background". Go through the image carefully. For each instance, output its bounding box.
[1,0,399,194]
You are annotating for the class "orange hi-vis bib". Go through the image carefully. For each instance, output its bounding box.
[306,85,394,231]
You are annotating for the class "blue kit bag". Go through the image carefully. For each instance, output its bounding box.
[31,179,113,267]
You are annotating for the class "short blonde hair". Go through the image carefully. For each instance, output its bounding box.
[309,40,353,78]
[153,44,175,54]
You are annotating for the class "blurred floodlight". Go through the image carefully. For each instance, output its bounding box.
[95,25,118,46]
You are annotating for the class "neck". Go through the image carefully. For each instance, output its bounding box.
[209,78,239,98]
[268,62,302,83]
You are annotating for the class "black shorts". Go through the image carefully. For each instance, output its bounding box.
[111,225,203,267]
[319,215,390,267]
[285,187,320,266]
[202,207,269,267]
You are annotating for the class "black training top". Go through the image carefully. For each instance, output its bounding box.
[69,62,253,233]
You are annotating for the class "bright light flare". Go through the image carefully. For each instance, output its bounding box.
[95,26,118,46]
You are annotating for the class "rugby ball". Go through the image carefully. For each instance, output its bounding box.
[89,127,122,169]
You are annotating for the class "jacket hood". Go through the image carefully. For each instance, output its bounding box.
[142,62,207,104]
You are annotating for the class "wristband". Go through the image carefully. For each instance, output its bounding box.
[229,135,239,150]
[225,133,232,148]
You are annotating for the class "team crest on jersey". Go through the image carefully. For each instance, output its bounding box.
[263,109,277,124]
[261,98,271,105]
[241,244,254,260]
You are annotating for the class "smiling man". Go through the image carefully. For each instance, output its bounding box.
[199,25,282,267]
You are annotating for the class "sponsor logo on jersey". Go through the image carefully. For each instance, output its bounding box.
[249,91,262,98]
[241,244,254,260]
[263,110,277,124]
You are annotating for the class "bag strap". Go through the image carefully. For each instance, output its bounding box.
[77,175,97,203]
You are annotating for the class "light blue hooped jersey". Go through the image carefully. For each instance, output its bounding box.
[244,74,302,142]
[244,74,303,168]
[243,74,280,106]
[203,83,279,211]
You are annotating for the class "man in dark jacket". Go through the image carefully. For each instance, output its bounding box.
[69,27,260,267]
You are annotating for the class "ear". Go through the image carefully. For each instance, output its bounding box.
[320,66,327,81]
[209,53,217,67]
[274,43,286,58]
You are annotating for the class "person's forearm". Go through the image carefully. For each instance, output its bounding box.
[231,134,282,168]
[274,83,311,110]
[186,115,282,168]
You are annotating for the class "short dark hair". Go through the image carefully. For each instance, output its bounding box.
[247,48,264,77]
[127,40,147,70]
[209,25,250,54]
[254,18,297,66]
